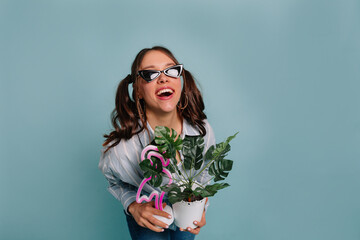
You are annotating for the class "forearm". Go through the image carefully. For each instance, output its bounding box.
[107,181,138,215]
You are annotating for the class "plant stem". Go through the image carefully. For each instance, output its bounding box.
[169,159,185,183]
[193,181,206,189]
[201,176,215,186]
[169,175,182,183]
[178,151,191,182]
[192,159,213,180]
[189,164,192,181]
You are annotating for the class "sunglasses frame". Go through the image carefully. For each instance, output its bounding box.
[137,64,183,83]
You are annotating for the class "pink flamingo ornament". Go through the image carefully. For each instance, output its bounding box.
[136,145,173,211]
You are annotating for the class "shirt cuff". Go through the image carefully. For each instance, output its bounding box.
[123,195,137,216]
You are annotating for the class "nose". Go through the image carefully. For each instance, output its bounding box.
[157,72,169,84]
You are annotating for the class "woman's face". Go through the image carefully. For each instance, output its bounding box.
[137,50,182,116]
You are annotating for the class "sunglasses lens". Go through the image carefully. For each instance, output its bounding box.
[164,65,182,77]
[140,70,160,82]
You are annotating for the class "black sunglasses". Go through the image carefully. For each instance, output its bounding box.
[137,64,183,83]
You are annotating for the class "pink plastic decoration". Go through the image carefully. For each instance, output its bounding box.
[136,145,173,211]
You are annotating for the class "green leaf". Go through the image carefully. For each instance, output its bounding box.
[193,183,230,198]
[139,159,158,175]
[206,132,238,181]
[209,158,233,182]
[154,126,183,159]
[150,174,163,187]
[211,132,238,161]
[168,192,188,204]
[204,145,215,161]
[182,135,204,170]
[139,158,163,187]
[167,162,175,173]
[213,142,231,159]
[160,183,179,192]
[205,183,230,197]
[161,183,189,204]
[225,132,238,144]
[193,187,206,196]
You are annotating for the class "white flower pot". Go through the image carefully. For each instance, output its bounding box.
[172,198,206,229]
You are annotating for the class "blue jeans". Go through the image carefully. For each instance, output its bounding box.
[125,211,195,240]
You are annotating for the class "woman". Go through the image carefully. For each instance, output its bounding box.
[99,46,215,240]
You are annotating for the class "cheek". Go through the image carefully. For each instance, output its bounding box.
[139,83,155,100]
[138,87,145,99]
[137,83,147,99]
[176,79,183,92]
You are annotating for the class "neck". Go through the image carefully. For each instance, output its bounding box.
[146,109,183,136]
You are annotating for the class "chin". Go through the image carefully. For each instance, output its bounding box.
[147,102,179,115]
[158,103,178,113]
[161,107,178,114]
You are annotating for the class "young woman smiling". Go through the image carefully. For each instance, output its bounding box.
[99,46,215,240]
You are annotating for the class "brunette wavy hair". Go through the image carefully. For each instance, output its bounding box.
[103,46,207,152]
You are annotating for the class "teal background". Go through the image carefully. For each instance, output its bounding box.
[1,0,359,239]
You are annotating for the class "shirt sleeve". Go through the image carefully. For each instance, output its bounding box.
[107,176,137,215]
[195,120,216,185]
[98,141,141,215]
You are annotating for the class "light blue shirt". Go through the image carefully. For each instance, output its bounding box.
[99,119,215,215]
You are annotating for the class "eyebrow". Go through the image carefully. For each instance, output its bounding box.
[141,62,175,70]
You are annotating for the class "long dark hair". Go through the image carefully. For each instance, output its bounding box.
[103,46,207,152]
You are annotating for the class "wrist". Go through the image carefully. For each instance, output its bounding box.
[128,201,138,215]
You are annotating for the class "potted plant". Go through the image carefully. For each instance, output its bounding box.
[136,126,237,229]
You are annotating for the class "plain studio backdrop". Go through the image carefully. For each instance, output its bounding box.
[1,0,359,239]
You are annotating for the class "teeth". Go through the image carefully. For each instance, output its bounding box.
[157,88,174,95]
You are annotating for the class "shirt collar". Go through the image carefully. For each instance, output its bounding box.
[138,119,200,148]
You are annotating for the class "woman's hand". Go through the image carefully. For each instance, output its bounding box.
[180,197,208,235]
[128,201,172,232]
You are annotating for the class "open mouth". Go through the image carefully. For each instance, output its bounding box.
[156,88,174,98]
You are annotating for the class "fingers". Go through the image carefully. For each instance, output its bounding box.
[186,226,201,235]
[132,201,172,232]
[152,207,172,219]
[145,202,171,219]
[144,208,169,229]
[195,211,206,228]
[148,215,169,229]
[180,208,207,235]
[180,226,201,235]
[142,219,165,233]
[179,225,201,235]
[136,211,168,232]
[182,219,203,235]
